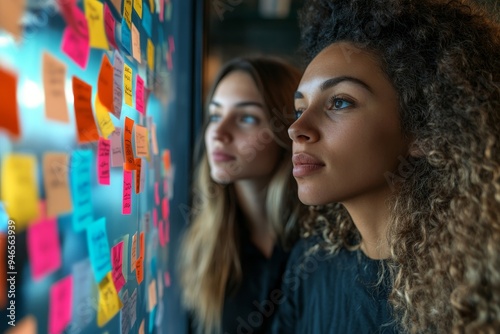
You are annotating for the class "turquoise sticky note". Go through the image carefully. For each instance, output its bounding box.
[142,6,152,37]
[86,217,112,283]
[149,306,156,333]
[0,201,8,232]
[121,19,132,55]
[71,150,93,232]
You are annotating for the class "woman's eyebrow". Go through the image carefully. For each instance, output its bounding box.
[320,76,373,94]
[209,101,264,108]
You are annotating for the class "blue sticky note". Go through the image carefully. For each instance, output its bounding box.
[142,6,152,37]
[149,306,156,333]
[150,256,157,275]
[86,217,112,283]
[121,19,132,55]
[71,150,93,232]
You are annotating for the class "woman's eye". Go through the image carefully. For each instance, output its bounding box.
[294,109,304,119]
[208,114,221,123]
[330,97,354,110]
[240,115,259,124]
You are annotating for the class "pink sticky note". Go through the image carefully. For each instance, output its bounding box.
[164,272,171,287]
[168,35,175,53]
[136,75,144,114]
[49,275,73,334]
[158,219,165,247]
[104,3,118,49]
[27,217,62,280]
[153,208,158,228]
[111,241,126,292]
[61,6,90,69]
[154,182,159,205]
[159,0,165,22]
[161,197,169,220]
[98,138,111,185]
[122,169,132,215]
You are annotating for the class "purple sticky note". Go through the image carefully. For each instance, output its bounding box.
[49,275,73,334]
[111,241,126,292]
[27,217,62,280]
[98,138,111,185]
[110,127,124,167]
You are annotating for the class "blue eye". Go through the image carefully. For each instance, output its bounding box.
[208,114,221,123]
[240,115,259,124]
[294,110,303,119]
[330,97,354,110]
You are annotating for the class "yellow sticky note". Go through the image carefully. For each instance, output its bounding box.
[147,39,154,71]
[131,23,141,63]
[97,272,123,327]
[1,154,39,229]
[95,98,116,139]
[149,0,154,12]
[133,0,143,18]
[84,0,109,50]
[123,0,132,28]
[123,64,133,106]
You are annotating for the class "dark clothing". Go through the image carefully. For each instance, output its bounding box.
[271,237,399,334]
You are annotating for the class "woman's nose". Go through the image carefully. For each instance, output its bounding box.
[288,111,319,144]
[211,116,233,143]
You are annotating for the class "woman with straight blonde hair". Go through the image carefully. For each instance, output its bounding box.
[179,56,307,334]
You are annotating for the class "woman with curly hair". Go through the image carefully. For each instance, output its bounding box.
[179,56,307,334]
[272,0,500,333]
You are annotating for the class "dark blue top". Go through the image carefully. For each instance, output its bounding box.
[271,237,399,334]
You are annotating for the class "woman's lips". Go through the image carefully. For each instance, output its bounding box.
[292,153,325,177]
[212,151,236,162]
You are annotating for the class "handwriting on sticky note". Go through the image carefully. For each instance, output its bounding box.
[110,128,124,167]
[73,76,100,143]
[95,98,115,139]
[0,0,26,41]
[123,64,133,106]
[27,217,62,280]
[122,170,132,215]
[86,217,112,282]
[98,138,111,185]
[135,75,144,114]
[131,233,137,272]
[112,52,124,118]
[120,290,131,334]
[0,66,21,138]
[134,125,148,156]
[133,0,143,18]
[121,18,132,55]
[129,288,138,326]
[71,150,93,232]
[131,23,141,63]
[134,158,142,194]
[139,231,145,260]
[135,258,144,284]
[1,154,39,228]
[43,53,69,123]
[123,117,135,164]
[123,0,132,27]
[62,26,90,69]
[97,54,115,112]
[49,275,73,334]
[148,279,157,311]
[111,241,126,292]
[43,153,72,217]
[97,272,123,327]
[150,122,159,155]
[84,0,109,50]
[104,3,118,49]
[147,39,154,71]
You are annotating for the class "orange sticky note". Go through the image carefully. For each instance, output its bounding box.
[84,0,109,50]
[163,149,171,172]
[135,258,143,284]
[97,54,115,112]
[139,231,144,260]
[123,117,135,164]
[72,76,99,143]
[0,66,21,138]
[147,39,154,71]
[133,0,143,18]
[43,52,70,123]
[135,125,148,157]
[43,153,73,217]
[5,315,37,334]
[131,23,141,63]
[0,0,26,41]
[123,64,133,106]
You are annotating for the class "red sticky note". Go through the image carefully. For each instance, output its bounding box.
[162,150,171,172]
[161,197,169,220]
[72,76,99,143]
[134,158,142,194]
[123,117,135,164]
[27,217,62,281]
[98,138,111,185]
[135,258,143,285]
[97,54,115,112]
[111,241,126,292]
[136,75,144,114]
[104,3,118,49]
[49,275,73,334]
[122,169,132,215]
[0,67,20,138]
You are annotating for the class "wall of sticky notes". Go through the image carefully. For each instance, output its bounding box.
[0,0,202,333]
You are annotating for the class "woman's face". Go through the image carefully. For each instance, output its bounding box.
[205,70,281,184]
[290,42,410,205]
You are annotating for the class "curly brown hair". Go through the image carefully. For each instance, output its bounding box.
[298,0,500,332]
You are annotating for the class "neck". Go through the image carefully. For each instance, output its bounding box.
[342,186,392,260]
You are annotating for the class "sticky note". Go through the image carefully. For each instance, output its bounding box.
[129,288,138,326]
[165,271,171,287]
[59,1,87,35]
[142,6,152,36]
[97,54,115,113]
[5,315,36,334]
[120,293,131,334]
[139,320,144,334]
[134,158,142,194]
[62,25,91,69]
[162,197,169,220]
[159,0,164,22]
[123,64,133,106]
[151,122,159,155]
[121,19,132,55]
[121,234,130,280]
[122,169,132,215]
[149,306,156,333]
[84,0,109,49]
[97,272,123,327]
[154,182,160,205]
[158,219,165,247]
[110,0,123,14]
[72,76,100,143]
[130,233,137,272]
[135,258,143,284]
[149,0,154,12]
[166,49,173,71]
[135,75,145,113]
[1,154,39,228]
[147,39,154,71]
[148,279,157,311]
[123,0,132,27]
[112,51,124,118]
[43,52,69,123]
[70,150,93,232]
[0,66,20,138]
[162,149,171,172]
[157,270,164,299]
[71,258,94,331]
[133,126,147,158]
[133,0,143,18]
[43,153,72,217]
[86,217,112,283]
[111,241,126,292]
[104,3,118,49]
[0,0,26,41]
[98,138,111,185]
[123,117,135,164]
[110,128,124,167]
[131,23,141,63]
[27,217,62,280]
[168,35,175,53]
[95,98,115,139]
[139,157,145,192]
[49,275,73,334]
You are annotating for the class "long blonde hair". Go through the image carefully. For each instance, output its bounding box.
[179,57,304,333]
